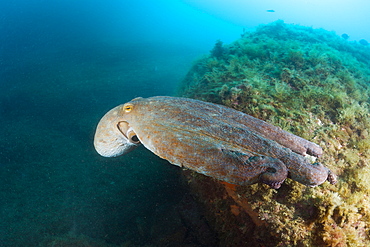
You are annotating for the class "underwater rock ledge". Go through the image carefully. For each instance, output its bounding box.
[178,21,370,246]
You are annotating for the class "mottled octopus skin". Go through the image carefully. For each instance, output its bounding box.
[94,96,337,188]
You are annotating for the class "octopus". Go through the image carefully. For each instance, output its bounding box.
[94,96,337,189]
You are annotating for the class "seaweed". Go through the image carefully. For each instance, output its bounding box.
[178,21,370,246]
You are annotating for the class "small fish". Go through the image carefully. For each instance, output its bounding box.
[359,39,369,46]
[341,33,349,40]
[266,10,275,13]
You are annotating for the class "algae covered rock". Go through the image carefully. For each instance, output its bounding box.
[178,21,370,246]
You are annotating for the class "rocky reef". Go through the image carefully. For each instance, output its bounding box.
[178,21,370,246]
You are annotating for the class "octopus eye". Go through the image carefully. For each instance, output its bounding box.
[123,104,133,113]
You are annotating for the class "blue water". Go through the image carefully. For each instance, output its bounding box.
[1,0,369,246]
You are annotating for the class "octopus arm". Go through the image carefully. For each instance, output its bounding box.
[207,101,323,157]
[217,149,289,189]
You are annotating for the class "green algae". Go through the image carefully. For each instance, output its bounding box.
[178,21,370,246]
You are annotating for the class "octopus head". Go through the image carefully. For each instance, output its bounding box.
[94,105,140,157]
